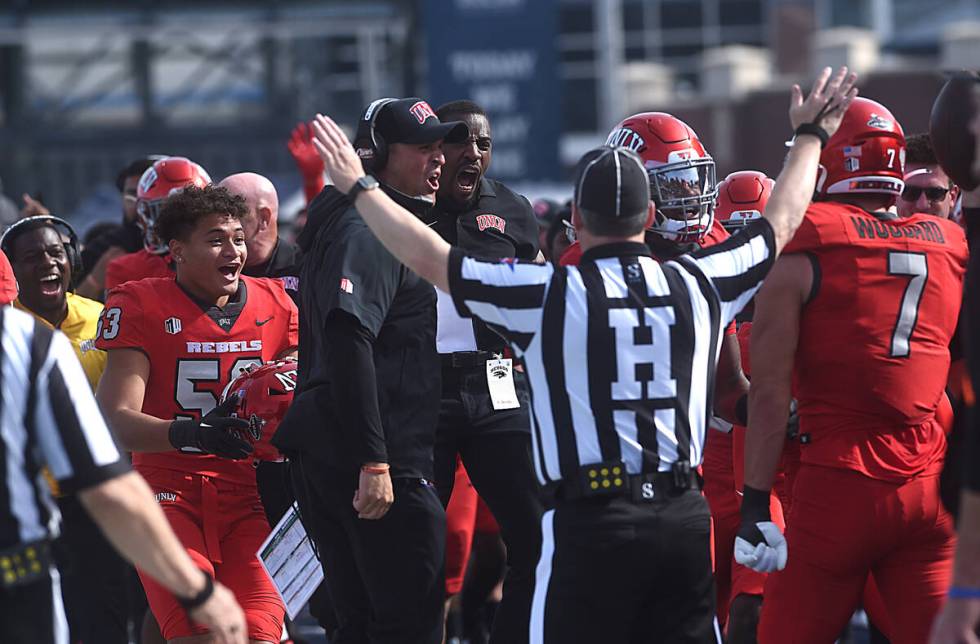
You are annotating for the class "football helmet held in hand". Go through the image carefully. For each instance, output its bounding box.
[221,359,298,462]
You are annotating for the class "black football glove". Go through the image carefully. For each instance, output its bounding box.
[168,394,253,460]
[734,485,787,573]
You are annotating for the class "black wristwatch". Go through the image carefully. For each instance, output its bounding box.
[347,175,380,202]
[177,570,214,611]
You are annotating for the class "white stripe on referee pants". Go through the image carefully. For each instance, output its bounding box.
[529,508,555,644]
[50,566,69,644]
[713,615,723,644]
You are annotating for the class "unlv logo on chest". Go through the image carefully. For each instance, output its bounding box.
[476,214,506,233]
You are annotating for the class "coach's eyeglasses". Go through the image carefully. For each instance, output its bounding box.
[900,186,950,202]
[447,135,493,152]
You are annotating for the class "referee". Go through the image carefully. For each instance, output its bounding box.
[0,304,246,644]
[309,66,857,642]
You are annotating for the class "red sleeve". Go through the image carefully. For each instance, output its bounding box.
[737,322,752,376]
[782,212,824,255]
[287,296,299,349]
[559,241,582,266]
[0,250,17,305]
[95,285,146,351]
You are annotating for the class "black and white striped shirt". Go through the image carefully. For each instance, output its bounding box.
[0,307,129,549]
[447,219,776,485]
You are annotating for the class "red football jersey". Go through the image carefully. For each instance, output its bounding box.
[0,250,17,305]
[96,276,299,484]
[783,202,967,480]
[105,249,174,290]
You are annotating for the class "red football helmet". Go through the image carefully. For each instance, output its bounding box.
[136,157,212,254]
[816,97,905,203]
[221,359,297,462]
[715,170,774,232]
[606,112,717,243]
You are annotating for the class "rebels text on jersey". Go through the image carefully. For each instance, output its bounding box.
[784,202,967,480]
[96,276,299,484]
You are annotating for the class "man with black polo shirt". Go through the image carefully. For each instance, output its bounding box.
[273,98,467,644]
[430,99,542,644]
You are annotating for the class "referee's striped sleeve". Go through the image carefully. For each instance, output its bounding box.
[31,322,130,494]
[678,218,777,324]
[448,247,551,347]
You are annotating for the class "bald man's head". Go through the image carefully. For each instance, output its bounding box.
[219,172,279,267]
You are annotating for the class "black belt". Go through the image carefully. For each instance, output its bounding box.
[554,461,701,503]
[440,350,499,370]
[0,539,51,589]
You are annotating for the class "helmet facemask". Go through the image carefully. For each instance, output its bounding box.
[136,199,169,255]
[647,157,718,244]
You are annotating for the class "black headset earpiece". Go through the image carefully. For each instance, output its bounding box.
[0,215,83,290]
[353,98,397,174]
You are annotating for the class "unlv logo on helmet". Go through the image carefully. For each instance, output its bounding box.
[409,101,436,124]
[138,167,158,195]
[606,128,646,153]
[222,359,298,462]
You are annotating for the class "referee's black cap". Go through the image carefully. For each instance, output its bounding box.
[573,146,650,219]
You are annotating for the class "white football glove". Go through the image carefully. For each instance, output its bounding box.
[734,521,788,573]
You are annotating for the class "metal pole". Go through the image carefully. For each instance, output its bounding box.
[595,0,625,132]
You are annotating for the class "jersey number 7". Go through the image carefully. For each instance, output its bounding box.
[888,251,928,359]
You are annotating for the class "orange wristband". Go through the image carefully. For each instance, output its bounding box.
[361,464,390,475]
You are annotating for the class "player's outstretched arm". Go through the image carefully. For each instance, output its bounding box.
[765,66,858,254]
[80,471,248,644]
[734,253,812,574]
[310,113,452,293]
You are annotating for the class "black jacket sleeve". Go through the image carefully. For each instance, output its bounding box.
[324,310,388,466]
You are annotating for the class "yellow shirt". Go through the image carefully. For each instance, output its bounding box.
[15,292,106,392]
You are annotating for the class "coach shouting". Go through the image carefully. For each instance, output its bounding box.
[274,98,466,644]
[309,67,857,642]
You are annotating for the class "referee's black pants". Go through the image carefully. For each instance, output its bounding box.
[54,494,131,643]
[291,453,446,644]
[434,364,542,644]
[0,565,69,644]
[531,489,720,644]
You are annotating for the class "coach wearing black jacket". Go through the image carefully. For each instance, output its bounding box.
[274,98,466,644]
[430,100,542,644]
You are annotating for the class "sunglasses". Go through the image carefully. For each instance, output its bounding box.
[448,136,493,152]
[900,186,950,202]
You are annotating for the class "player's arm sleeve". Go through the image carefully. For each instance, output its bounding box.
[321,227,400,338]
[679,217,777,324]
[323,311,388,465]
[33,328,131,494]
[447,247,551,353]
[95,287,146,354]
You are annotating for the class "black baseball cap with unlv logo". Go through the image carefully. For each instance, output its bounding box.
[370,97,468,145]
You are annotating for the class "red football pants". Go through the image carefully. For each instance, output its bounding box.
[445,459,479,596]
[703,430,782,629]
[758,464,955,644]
[137,466,285,641]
